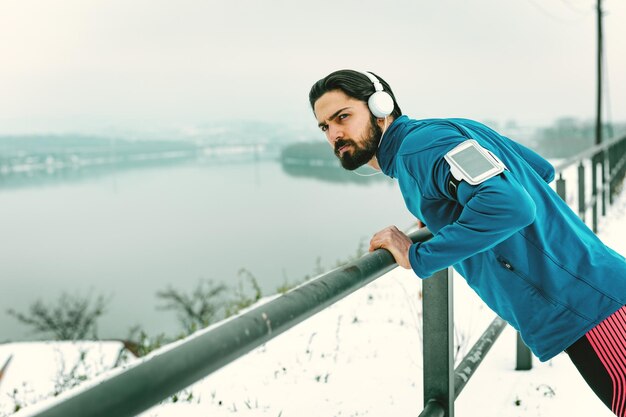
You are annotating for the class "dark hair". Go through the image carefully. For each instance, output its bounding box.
[308,69,402,120]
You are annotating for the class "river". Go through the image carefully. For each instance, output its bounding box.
[0,158,415,341]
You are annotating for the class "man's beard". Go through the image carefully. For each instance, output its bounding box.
[334,116,383,171]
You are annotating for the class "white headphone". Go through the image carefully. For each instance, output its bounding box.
[359,71,395,118]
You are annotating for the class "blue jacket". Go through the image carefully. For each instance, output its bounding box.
[378,115,626,361]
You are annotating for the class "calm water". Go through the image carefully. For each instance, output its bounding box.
[0,160,415,341]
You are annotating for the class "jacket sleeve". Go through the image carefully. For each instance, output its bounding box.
[508,139,555,184]
[406,157,537,279]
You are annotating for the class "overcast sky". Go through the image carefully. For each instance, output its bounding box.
[1,0,625,135]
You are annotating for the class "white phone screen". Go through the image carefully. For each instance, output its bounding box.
[449,146,497,178]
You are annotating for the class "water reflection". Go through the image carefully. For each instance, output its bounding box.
[280,163,389,184]
[0,156,196,190]
[279,141,390,185]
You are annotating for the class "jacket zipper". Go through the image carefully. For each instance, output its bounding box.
[496,256,559,307]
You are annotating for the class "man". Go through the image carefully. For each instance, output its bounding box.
[309,69,626,416]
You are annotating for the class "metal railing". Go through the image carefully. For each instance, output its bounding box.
[553,134,626,232]
[24,225,511,417]
[24,135,626,417]
[419,268,509,417]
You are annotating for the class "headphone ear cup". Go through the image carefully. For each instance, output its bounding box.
[368,91,394,118]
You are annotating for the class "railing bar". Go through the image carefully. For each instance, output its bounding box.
[453,317,507,398]
[553,134,626,173]
[609,155,626,178]
[26,228,433,417]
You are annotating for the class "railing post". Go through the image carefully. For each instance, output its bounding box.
[422,268,454,417]
[620,139,626,194]
[578,162,586,222]
[592,154,599,233]
[601,150,607,216]
[515,333,532,370]
[609,144,615,204]
[556,173,566,202]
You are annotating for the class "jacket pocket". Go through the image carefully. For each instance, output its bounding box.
[496,255,558,307]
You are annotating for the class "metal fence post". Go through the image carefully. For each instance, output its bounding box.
[620,139,626,193]
[578,162,586,222]
[422,268,454,417]
[609,144,615,204]
[592,154,599,233]
[556,173,566,202]
[515,333,532,370]
[601,150,607,216]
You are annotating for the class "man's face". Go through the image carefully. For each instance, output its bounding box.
[313,90,382,170]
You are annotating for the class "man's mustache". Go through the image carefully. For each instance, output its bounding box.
[334,139,354,155]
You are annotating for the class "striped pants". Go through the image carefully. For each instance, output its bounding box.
[566,305,626,417]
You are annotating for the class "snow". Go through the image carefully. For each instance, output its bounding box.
[3,183,626,417]
[0,342,125,416]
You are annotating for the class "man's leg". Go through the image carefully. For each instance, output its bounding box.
[566,305,626,417]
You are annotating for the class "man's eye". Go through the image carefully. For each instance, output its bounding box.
[338,114,349,120]
[320,125,328,132]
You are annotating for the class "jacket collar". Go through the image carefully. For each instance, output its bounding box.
[376,115,410,178]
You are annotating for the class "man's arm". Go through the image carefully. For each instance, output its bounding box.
[371,156,536,276]
[370,124,538,275]
[407,172,536,277]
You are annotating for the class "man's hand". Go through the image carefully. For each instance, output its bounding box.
[369,225,413,269]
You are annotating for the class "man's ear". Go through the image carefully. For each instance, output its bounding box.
[376,116,389,129]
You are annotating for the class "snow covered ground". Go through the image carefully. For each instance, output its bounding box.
[3,183,626,417]
[0,342,126,416]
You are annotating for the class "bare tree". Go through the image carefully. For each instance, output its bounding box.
[7,292,109,340]
[224,268,262,317]
[156,279,228,334]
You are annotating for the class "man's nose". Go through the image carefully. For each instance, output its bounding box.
[327,124,344,145]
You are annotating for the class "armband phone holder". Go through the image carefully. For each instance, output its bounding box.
[444,140,506,186]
